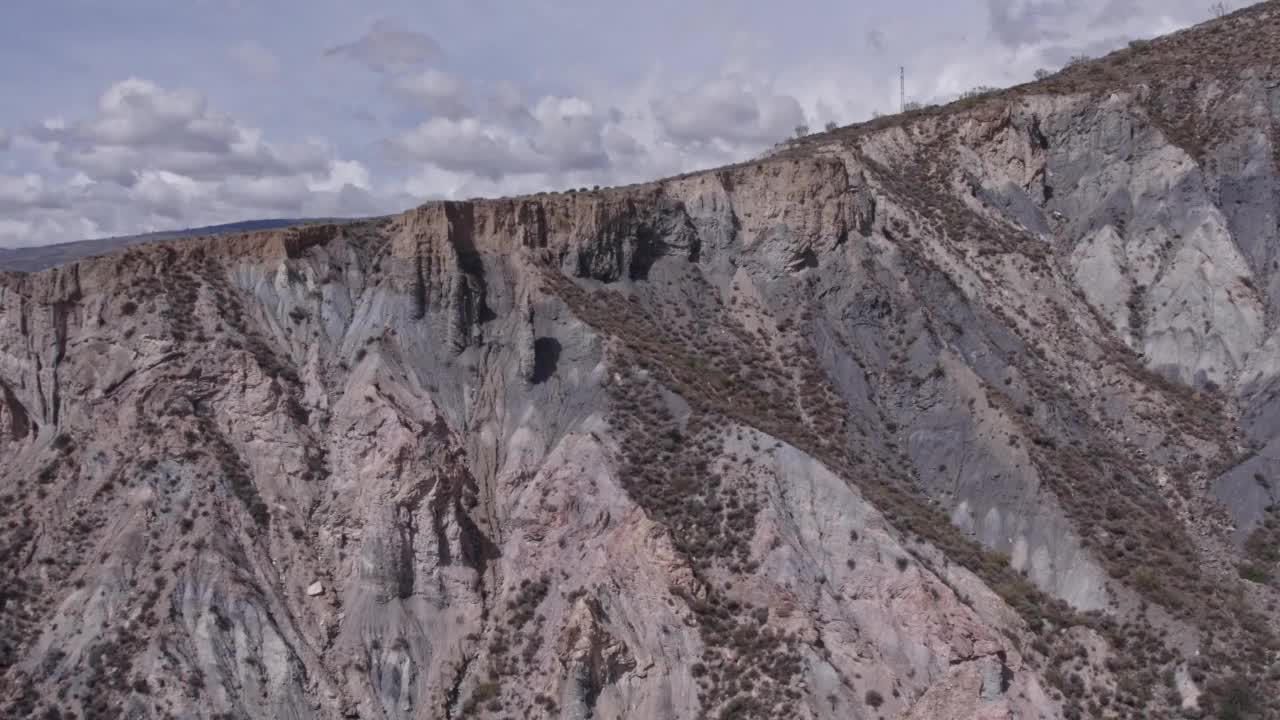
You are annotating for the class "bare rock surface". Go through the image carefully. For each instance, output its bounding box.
[4,5,1280,720]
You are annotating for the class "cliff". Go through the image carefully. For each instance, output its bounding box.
[3,4,1280,719]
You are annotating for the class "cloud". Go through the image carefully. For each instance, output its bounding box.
[391,118,545,179]
[527,96,611,172]
[387,68,469,119]
[602,125,643,158]
[491,81,527,120]
[129,170,202,219]
[389,94,614,181]
[986,0,1075,47]
[217,174,309,211]
[866,28,887,54]
[1,78,390,247]
[0,128,10,151]
[328,21,469,123]
[309,158,371,193]
[324,20,442,73]
[229,42,281,80]
[0,174,63,212]
[2,1,1216,249]
[986,0,1200,52]
[27,78,332,186]
[651,77,805,147]
[0,159,390,247]
[1092,0,1141,25]
[87,78,230,150]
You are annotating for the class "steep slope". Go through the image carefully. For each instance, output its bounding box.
[3,4,1280,720]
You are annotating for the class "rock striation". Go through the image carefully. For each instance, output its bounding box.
[3,4,1280,719]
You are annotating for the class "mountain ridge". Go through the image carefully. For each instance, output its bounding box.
[2,3,1280,720]
[8,0,1279,275]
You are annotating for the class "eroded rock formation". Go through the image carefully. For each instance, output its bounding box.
[3,4,1280,719]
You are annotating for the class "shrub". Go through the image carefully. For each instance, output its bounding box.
[865,690,884,708]
[1209,675,1259,720]
[1239,563,1271,584]
[959,85,999,100]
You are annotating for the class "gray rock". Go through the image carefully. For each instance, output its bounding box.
[4,9,1280,720]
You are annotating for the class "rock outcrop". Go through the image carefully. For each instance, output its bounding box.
[4,4,1280,719]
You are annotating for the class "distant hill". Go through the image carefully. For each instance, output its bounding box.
[0,218,349,272]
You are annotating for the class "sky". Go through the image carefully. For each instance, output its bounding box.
[0,0,1225,247]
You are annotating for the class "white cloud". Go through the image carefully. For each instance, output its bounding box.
[986,0,1076,47]
[309,158,371,193]
[229,42,281,80]
[388,68,468,118]
[602,125,643,158]
[1,3,1217,247]
[28,78,333,186]
[0,78,391,247]
[81,78,232,150]
[392,117,541,178]
[985,0,1205,57]
[390,94,613,182]
[0,216,99,248]
[651,77,805,147]
[527,96,611,172]
[131,170,202,219]
[217,175,309,211]
[0,174,62,212]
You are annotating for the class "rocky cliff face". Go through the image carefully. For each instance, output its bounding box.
[4,5,1280,720]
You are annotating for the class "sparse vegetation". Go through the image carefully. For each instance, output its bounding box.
[4,9,1280,718]
[958,86,998,100]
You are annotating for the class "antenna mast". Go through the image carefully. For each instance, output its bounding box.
[899,66,905,113]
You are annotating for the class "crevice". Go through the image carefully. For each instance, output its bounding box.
[0,381,32,441]
[456,502,500,579]
[628,226,665,281]
[997,650,1014,693]
[530,337,561,384]
[789,248,819,271]
[395,507,417,600]
[443,650,475,719]
[413,253,428,320]
[1029,114,1050,151]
